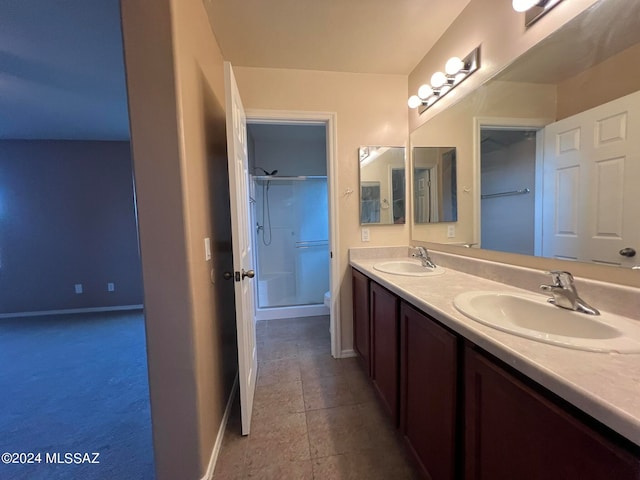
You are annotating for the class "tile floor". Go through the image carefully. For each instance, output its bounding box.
[213,315,420,479]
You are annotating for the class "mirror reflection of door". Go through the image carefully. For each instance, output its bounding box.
[391,168,406,223]
[361,182,381,223]
[480,128,539,256]
[412,146,457,224]
[542,90,640,267]
[414,167,436,223]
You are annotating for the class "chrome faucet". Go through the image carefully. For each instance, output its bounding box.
[539,270,599,315]
[411,246,436,269]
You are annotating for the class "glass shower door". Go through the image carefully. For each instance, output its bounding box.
[254,177,329,309]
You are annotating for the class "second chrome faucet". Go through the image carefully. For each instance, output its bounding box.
[540,270,599,315]
[411,246,437,269]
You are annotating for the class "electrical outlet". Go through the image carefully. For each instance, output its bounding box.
[74,284,83,294]
[107,282,115,292]
[361,228,370,242]
[447,225,456,238]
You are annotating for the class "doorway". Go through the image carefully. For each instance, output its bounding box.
[245,110,340,359]
[480,127,540,255]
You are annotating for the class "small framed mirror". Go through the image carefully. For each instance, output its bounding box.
[413,146,457,223]
[359,146,406,225]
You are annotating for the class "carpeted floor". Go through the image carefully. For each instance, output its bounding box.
[0,310,155,480]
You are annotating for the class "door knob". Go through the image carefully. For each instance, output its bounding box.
[242,269,255,279]
[619,247,636,258]
[223,272,233,280]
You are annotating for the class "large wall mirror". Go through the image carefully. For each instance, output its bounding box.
[359,146,406,225]
[411,0,640,269]
[413,147,457,223]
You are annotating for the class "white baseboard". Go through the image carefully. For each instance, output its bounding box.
[201,373,239,480]
[255,304,329,321]
[339,349,357,359]
[0,304,144,319]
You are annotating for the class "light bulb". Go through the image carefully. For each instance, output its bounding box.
[440,85,451,96]
[427,96,437,106]
[418,84,434,100]
[512,0,539,12]
[408,95,422,109]
[454,72,466,84]
[431,71,447,88]
[445,57,464,75]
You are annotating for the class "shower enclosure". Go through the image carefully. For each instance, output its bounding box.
[252,176,329,318]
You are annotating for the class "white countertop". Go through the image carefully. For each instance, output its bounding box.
[350,254,640,446]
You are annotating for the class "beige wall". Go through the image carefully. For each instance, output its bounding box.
[557,42,640,120]
[234,67,408,353]
[121,0,237,479]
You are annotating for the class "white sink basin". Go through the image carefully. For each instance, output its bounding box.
[453,291,640,353]
[373,260,445,277]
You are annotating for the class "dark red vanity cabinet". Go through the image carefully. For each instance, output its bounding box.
[465,345,640,480]
[370,281,400,424]
[352,268,371,375]
[400,302,459,480]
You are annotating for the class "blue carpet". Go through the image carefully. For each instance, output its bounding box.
[0,311,155,480]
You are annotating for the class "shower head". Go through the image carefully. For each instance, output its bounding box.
[256,167,278,176]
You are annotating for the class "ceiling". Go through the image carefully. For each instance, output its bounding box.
[203,0,470,75]
[1,0,470,140]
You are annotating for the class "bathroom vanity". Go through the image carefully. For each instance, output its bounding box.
[350,247,640,480]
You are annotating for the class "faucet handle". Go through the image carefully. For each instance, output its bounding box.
[545,270,574,287]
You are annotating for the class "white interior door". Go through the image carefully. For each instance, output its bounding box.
[542,90,640,267]
[224,62,257,435]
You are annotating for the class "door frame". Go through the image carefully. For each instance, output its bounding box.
[245,109,341,359]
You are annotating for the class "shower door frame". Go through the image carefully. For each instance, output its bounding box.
[245,109,341,359]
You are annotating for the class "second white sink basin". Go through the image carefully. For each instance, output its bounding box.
[373,260,445,277]
[453,291,640,353]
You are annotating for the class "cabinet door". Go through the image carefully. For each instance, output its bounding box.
[352,268,371,374]
[465,346,640,480]
[370,281,400,424]
[400,302,459,480]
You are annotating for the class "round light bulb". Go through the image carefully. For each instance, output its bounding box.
[431,71,447,88]
[512,0,539,12]
[445,57,464,75]
[408,95,422,109]
[417,84,434,100]
[440,85,451,96]
[427,96,438,106]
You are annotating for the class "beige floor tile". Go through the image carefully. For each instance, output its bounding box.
[215,316,417,478]
[245,413,310,470]
[312,448,419,480]
[306,404,371,458]
[212,424,247,477]
[258,339,299,361]
[257,357,301,386]
[245,459,314,479]
[253,380,304,418]
[302,375,357,411]
[299,354,344,381]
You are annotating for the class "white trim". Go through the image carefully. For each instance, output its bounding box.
[245,109,341,360]
[255,304,329,321]
[339,349,357,359]
[473,116,553,248]
[201,374,239,480]
[0,304,144,319]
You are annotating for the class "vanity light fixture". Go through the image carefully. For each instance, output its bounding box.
[408,46,480,114]
[513,0,564,27]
